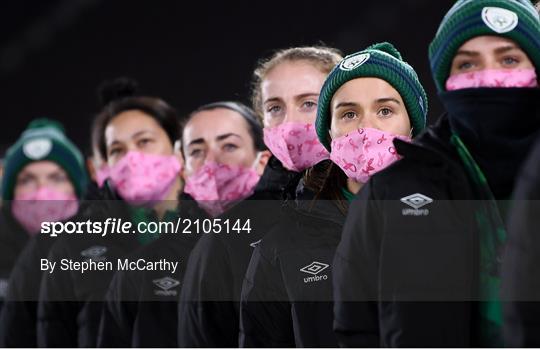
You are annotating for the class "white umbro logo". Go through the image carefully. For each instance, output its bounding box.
[153,276,180,291]
[301,261,330,283]
[401,193,433,209]
[153,276,180,296]
[401,193,432,216]
[300,261,329,276]
[81,246,107,261]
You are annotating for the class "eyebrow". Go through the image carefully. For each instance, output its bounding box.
[216,133,242,142]
[494,45,520,55]
[455,45,520,57]
[334,102,359,109]
[107,130,154,147]
[263,92,320,105]
[186,133,242,147]
[376,97,401,105]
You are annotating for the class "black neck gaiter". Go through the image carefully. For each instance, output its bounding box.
[439,88,540,199]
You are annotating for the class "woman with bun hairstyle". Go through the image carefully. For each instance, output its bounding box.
[0,119,87,347]
[97,100,268,347]
[36,78,183,347]
[175,46,342,348]
[333,0,540,347]
[239,42,428,347]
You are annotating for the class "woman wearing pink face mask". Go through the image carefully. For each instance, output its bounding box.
[36,78,183,347]
[0,118,87,347]
[333,0,540,347]
[97,101,268,348]
[239,42,428,347]
[251,46,342,188]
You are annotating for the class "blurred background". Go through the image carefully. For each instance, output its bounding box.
[1,0,456,155]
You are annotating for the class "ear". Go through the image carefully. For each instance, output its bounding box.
[173,140,185,173]
[255,150,272,176]
[86,157,97,183]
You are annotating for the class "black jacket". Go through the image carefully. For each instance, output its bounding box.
[333,116,491,347]
[501,136,540,347]
[239,183,346,347]
[96,198,203,348]
[0,208,30,310]
[0,234,55,347]
[177,157,299,347]
[0,181,102,347]
[36,185,148,347]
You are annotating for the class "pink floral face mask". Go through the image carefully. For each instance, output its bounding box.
[12,187,79,235]
[183,160,261,217]
[108,151,181,207]
[330,128,411,184]
[446,68,538,90]
[263,122,329,172]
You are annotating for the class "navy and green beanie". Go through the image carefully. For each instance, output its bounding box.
[316,42,428,151]
[2,119,88,200]
[429,0,540,91]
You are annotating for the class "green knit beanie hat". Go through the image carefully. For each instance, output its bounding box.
[429,0,540,91]
[2,119,88,200]
[316,42,428,151]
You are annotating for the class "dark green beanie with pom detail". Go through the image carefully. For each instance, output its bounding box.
[315,42,428,151]
[2,118,88,200]
[429,0,540,91]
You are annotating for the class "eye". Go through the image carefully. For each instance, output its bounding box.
[189,149,203,158]
[50,172,69,183]
[223,143,238,152]
[377,107,393,118]
[457,61,474,71]
[502,56,519,66]
[301,100,317,111]
[267,105,282,114]
[137,138,153,147]
[341,111,357,120]
[108,147,121,157]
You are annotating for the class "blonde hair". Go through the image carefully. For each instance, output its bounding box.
[250,46,343,118]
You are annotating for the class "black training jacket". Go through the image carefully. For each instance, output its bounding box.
[0,234,55,347]
[333,116,489,347]
[96,198,204,348]
[239,183,346,347]
[0,208,30,311]
[501,136,540,347]
[0,181,99,347]
[36,186,144,347]
[177,157,299,347]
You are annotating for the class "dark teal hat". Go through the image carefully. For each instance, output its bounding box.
[2,119,88,200]
[316,42,428,151]
[429,0,540,91]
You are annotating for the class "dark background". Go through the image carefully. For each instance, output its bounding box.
[1,0,456,155]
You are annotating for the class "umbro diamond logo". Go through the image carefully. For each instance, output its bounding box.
[153,276,180,291]
[401,193,433,216]
[300,261,329,275]
[81,246,107,261]
[301,262,330,283]
[153,276,180,296]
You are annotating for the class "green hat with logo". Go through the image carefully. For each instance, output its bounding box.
[429,0,540,91]
[1,119,88,200]
[316,42,428,151]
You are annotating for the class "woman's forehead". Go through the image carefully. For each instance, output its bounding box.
[183,108,249,143]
